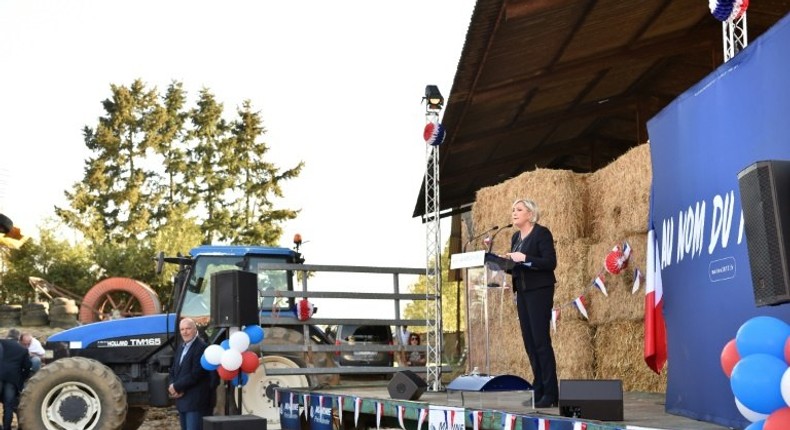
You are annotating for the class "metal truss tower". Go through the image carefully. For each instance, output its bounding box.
[723,12,748,61]
[423,86,444,391]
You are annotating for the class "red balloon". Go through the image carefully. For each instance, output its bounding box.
[784,335,790,365]
[240,351,260,374]
[217,366,240,381]
[721,338,740,378]
[764,406,790,430]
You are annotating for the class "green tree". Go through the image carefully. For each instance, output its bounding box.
[55,79,303,287]
[403,242,466,333]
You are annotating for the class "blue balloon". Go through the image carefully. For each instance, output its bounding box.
[745,420,765,430]
[200,355,218,371]
[731,353,788,414]
[221,339,230,350]
[244,325,265,344]
[736,316,790,360]
[231,372,250,387]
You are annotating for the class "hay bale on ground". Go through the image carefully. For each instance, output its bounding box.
[587,144,651,241]
[555,319,596,381]
[585,233,648,325]
[593,320,667,392]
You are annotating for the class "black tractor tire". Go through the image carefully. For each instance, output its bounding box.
[260,326,339,386]
[19,357,127,430]
[122,407,147,430]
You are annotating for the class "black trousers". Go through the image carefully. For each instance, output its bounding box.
[515,285,558,399]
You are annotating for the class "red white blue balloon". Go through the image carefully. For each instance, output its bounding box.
[709,0,737,21]
[423,122,446,146]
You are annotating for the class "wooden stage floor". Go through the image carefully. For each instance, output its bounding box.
[281,382,731,430]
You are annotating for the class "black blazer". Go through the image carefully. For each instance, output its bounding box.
[509,223,557,292]
[0,339,31,390]
[169,336,212,413]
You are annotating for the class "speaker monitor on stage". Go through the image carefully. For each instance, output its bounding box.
[210,270,259,327]
[388,370,427,400]
[559,379,623,421]
[738,160,790,307]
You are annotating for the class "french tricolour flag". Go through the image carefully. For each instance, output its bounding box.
[645,227,667,374]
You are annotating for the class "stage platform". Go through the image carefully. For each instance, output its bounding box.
[279,382,731,430]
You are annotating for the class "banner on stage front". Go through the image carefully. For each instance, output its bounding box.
[429,405,465,430]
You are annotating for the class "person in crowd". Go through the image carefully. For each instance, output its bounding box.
[505,198,559,408]
[169,318,212,430]
[405,333,426,366]
[19,332,45,374]
[1,329,32,429]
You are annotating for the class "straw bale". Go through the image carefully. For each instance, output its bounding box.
[554,238,593,322]
[471,169,588,243]
[585,234,648,325]
[587,144,651,241]
[593,320,668,392]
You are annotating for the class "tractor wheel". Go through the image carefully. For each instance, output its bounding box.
[19,357,127,430]
[260,326,339,386]
[215,355,310,430]
[79,277,161,323]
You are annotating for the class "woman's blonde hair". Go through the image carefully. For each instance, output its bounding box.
[512,198,540,223]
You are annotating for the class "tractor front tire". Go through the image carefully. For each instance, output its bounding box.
[19,357,127,430]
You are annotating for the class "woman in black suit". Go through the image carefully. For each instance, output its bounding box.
[505,198,559,408]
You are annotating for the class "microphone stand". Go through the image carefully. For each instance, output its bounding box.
[486,224,513,253]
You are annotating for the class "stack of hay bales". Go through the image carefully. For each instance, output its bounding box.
[0,304,22,327]
[20,302,49,327]
[466,144,667,392]
[48,298,80,329]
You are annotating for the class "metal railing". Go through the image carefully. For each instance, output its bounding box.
[255,263,450,377]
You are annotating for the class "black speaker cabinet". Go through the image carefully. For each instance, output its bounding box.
[204,415,267,430]
[559,379,623,421]
[738,160,790,306]
[388,370,427,400]
[210,270,259,327]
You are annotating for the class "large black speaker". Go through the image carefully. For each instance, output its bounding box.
[388,370,427,400]
[210,270,259,327]
[204,415,267,430]
[738,160,790,307]
[559,379,623,421]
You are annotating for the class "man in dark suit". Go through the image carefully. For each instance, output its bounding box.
[169,318,212,430]
[1,328,32,430]
[506,199,559,408]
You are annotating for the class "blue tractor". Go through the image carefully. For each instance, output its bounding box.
[18,245,336,430]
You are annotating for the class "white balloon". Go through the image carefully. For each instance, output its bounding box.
[220,349,243,371]
[204,344,224,366]
[735,396,769,422]
[781,366,790,407]
[229,331,251,352]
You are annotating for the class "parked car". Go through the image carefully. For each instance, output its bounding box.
[326,324,394,367]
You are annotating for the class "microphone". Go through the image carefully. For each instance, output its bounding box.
[464,224,509,252]
[487,223,513,253]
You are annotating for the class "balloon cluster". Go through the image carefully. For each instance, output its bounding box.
[201,325,265,386]
[721,316,790,429]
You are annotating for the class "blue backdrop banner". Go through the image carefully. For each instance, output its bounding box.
[647,11,790,428]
